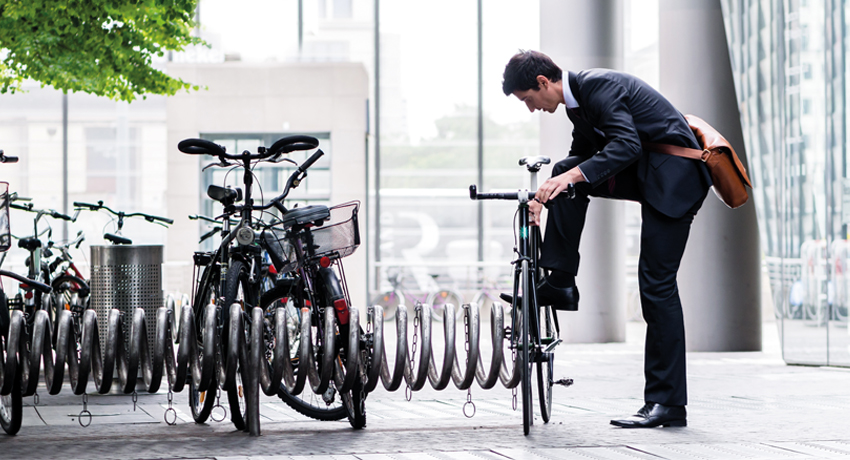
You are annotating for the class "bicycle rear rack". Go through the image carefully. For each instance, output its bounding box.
[0,299,536,436]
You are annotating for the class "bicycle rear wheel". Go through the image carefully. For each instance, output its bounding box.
[536,304,554,423]
[261,281,347,421]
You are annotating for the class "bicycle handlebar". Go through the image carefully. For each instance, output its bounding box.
[178,135,319,162]
[0,150,18,164]
[0,269,51,294]
[73,201,173,225]
[10,202,76,221]
[251,149,326,213]
[468,185,537,201]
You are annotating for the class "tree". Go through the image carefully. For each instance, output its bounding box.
[0,0,204,101]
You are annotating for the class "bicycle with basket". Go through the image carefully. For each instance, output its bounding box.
[178,134,367,431]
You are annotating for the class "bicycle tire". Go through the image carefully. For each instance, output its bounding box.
[261,282,347,421]
[189,262,219,423]
[427,289,465,322]
[188,378,216,423]
[0,290,9,340]
[0,365,22,435]
[370,290,403,322]
[223,260,252,431]
[537,305,554,423]
[520,260,533,435]
[337,357,366,429]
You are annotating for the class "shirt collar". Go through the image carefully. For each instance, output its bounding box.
[562,76,579,109]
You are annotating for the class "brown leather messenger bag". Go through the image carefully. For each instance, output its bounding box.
[643,114,753,209]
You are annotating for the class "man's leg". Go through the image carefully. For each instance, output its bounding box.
[638,203,695,407]
[539,158,641,277]
[538,157,589,276]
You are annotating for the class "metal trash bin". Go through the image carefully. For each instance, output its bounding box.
[90,245,163,357]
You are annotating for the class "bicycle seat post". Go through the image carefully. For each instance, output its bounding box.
[518,156,551,192]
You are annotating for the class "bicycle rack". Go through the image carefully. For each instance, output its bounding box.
[0,299,526,436]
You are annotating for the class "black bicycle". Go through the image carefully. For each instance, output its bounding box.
[469,155,564,435]
[179,135,366,429]
[0,152,53,435]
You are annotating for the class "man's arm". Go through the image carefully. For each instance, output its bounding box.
[571,76,643,188]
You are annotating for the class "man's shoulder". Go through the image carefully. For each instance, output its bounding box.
[576,69,640,87]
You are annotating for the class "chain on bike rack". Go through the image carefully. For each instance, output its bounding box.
[0,293,527,435]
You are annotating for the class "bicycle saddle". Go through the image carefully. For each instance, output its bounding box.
[207,185,242,205]
[105,233,133,245]
[519,156,551,172]
[282,205,330,228]
[18,237,41,251]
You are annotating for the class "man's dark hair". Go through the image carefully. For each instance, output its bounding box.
[502,50,563,96]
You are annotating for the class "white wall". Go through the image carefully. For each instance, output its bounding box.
[165,62,370,307]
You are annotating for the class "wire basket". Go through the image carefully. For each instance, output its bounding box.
[262,228,299,273]
[0,182,10,252]
[312,200,360,260]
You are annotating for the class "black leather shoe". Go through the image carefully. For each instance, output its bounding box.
[610,403,687,428]
[499,279,579,311]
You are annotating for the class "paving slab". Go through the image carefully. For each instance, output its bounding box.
[2,322,850,460]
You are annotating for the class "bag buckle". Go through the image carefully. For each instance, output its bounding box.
[701,149,711,162]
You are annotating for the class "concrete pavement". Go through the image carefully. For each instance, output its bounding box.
[2,321,850,460]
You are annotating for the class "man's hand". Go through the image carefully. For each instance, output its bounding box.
[536,167,585,203]
[529,199,543,226]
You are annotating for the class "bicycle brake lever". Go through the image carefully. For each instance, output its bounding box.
[202,160,231,171]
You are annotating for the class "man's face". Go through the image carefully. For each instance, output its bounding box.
[513,76,561,113]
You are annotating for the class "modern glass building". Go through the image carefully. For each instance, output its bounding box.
[723,0,850,366]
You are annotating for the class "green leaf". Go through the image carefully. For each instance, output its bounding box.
[0,0,205,101]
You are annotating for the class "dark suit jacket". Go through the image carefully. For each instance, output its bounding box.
[566,70,711,218]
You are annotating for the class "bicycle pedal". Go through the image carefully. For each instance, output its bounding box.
[554,378,574,387]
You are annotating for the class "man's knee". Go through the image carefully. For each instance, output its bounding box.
[552,156,584,176]
[638,266,678,301]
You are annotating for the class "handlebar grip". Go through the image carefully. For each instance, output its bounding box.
[178,138,227,156]
[145,215,174,225]
[73,201,102,209]
[299,149,325,172]
[269,135,320,156]
[0,270,51,294]
[52,211,74,221]
[1,155,19,164]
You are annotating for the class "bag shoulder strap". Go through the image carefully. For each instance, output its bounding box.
[643,114,753,188]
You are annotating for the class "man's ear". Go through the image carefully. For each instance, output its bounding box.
[536,75,550,89]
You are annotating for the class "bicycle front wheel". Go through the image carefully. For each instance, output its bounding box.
[0,366,22,435]
[223,260,255,431]
[519,260,533,435]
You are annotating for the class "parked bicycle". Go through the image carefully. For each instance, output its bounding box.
[179,135,367,430]
[0,153,53,435]
[73,200,173,245]
[468,155,566,435]
[6,198,78,336]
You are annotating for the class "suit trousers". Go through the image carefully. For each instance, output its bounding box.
[539,157,699,406]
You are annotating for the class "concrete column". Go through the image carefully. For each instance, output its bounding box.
[541,0,626,343]
[659,0,762,351]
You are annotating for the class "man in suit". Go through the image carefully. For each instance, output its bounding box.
[501,50,711,428]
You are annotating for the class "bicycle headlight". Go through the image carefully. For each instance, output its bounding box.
[236,226,255,246]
